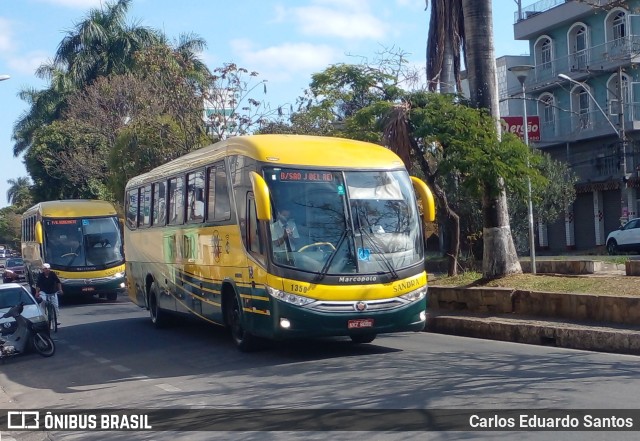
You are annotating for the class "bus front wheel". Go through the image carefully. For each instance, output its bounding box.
[225,293,259,352]
[149,283,168,329]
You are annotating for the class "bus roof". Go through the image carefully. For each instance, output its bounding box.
[126,135,407,188]
[23,200,118,218]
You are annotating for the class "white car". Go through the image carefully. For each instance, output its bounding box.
[606,218,640,255]
[0,283,47,336]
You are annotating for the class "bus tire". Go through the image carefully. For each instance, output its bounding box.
[225,293,259,352]
[350,333,377,344]
[148,283,168,329]
[106,291,118,301]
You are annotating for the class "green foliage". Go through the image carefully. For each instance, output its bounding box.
[24,120,113,202]
[0,206,23,249]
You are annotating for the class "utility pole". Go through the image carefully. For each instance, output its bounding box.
[617,66,630,224]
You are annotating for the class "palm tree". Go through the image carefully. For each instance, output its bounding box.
[12,0,161,158]
[462,0,522,277]
[426,0,464,93]
[6,177,33,210]
[54,0,161,88]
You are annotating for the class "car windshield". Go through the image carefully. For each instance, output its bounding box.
[0,287,34,309]
[263,167,423,275]
[5,258,23,267]
[44,216,124,269]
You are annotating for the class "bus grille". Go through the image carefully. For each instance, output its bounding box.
[308,298,405,313]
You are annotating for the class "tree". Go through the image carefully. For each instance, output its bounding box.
[54,0,160,88]
[462,0,522,278]
[0,207,22,250]
[6,177,33,211]
[204,63,285,141]
[12,0,161,158]
[426,0,464,93]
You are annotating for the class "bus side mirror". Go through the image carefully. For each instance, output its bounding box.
[410,176,436,223]
[35,221,44,244]
[250,171,272,221]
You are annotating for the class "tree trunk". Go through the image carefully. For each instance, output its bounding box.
[462,0,522,278]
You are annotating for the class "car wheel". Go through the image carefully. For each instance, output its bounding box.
[607,239,618,255]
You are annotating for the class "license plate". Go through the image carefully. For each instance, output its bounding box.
[82,287,95,292]
[348,318,374,329]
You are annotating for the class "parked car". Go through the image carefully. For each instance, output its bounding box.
[0,283,46,335]
[2,258,26,283]
[606,218,640,255]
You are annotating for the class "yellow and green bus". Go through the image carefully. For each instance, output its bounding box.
[21,200,126,300]
[124,134,435,351]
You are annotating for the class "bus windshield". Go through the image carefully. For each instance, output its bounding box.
[44,217,124,269]
[264,167,423,275]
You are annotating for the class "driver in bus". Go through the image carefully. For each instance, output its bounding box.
[271,208,299,252]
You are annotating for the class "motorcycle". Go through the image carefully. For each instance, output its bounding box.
[0,302,55,361]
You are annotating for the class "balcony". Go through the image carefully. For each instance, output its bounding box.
[537,104,640,145]
[514,0,618,40]
[511,36,640,95]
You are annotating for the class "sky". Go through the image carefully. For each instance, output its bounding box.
[0,0,530,208]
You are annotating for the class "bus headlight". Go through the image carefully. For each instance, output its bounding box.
[399,286,427,302]
[114,272,124,278]
[266,286,314,306]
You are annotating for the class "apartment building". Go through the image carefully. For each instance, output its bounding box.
[505,0,640,251]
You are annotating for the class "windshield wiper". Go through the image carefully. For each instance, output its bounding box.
[314,228,351,282]
[357,227,399,280]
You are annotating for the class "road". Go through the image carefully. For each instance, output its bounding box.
[2,294,640,441]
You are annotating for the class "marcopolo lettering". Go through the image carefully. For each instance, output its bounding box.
[338,276,378,283]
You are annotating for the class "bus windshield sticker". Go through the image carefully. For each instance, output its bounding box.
[357,247,371,261]
[82,219,89,225]
[337,184,345,195]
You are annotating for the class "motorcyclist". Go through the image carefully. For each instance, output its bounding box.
[35,263,63,325]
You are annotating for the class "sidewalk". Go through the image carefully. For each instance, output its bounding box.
[425,258,640,355]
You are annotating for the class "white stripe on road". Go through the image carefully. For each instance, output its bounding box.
[95,357,111,364]
[80,350,95,357]
[155,383,181,392]
[110,364,131,372]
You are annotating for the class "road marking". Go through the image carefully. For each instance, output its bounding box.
[110,364,131,372]
[68,344,81,350]
[130,374,151,381]
[156,383,181,392]
[80,350,95,357]
[95,357,110,364]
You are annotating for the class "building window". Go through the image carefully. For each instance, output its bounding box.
[568,24,589,71]
[539,94,555,136]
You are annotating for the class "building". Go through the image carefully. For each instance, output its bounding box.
[504,0,640,252]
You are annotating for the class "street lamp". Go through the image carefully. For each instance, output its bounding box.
[508,64,536,275]
[0,74,10,82]
[558,73,629,224]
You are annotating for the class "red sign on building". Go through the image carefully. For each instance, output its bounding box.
[500,116,540,142]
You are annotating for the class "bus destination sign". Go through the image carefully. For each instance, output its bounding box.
[277,170,334,183]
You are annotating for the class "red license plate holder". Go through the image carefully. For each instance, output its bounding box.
[348,318,374,329]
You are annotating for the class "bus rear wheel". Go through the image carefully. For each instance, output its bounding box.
[149,283,168,329]
[350,333,377,344]
[225,294,259,352]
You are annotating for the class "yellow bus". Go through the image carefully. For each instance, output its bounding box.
[21,200,126,301]
[124,134,435,351]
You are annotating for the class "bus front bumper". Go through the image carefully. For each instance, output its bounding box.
[264,298,427,340]
[59,274,126,296]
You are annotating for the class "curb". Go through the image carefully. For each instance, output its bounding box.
[427,313,640,355]
[426,286,640,355]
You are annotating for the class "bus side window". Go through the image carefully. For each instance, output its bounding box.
[168,176,185,225]
[207,162,231,222]
[126,188,139,229]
